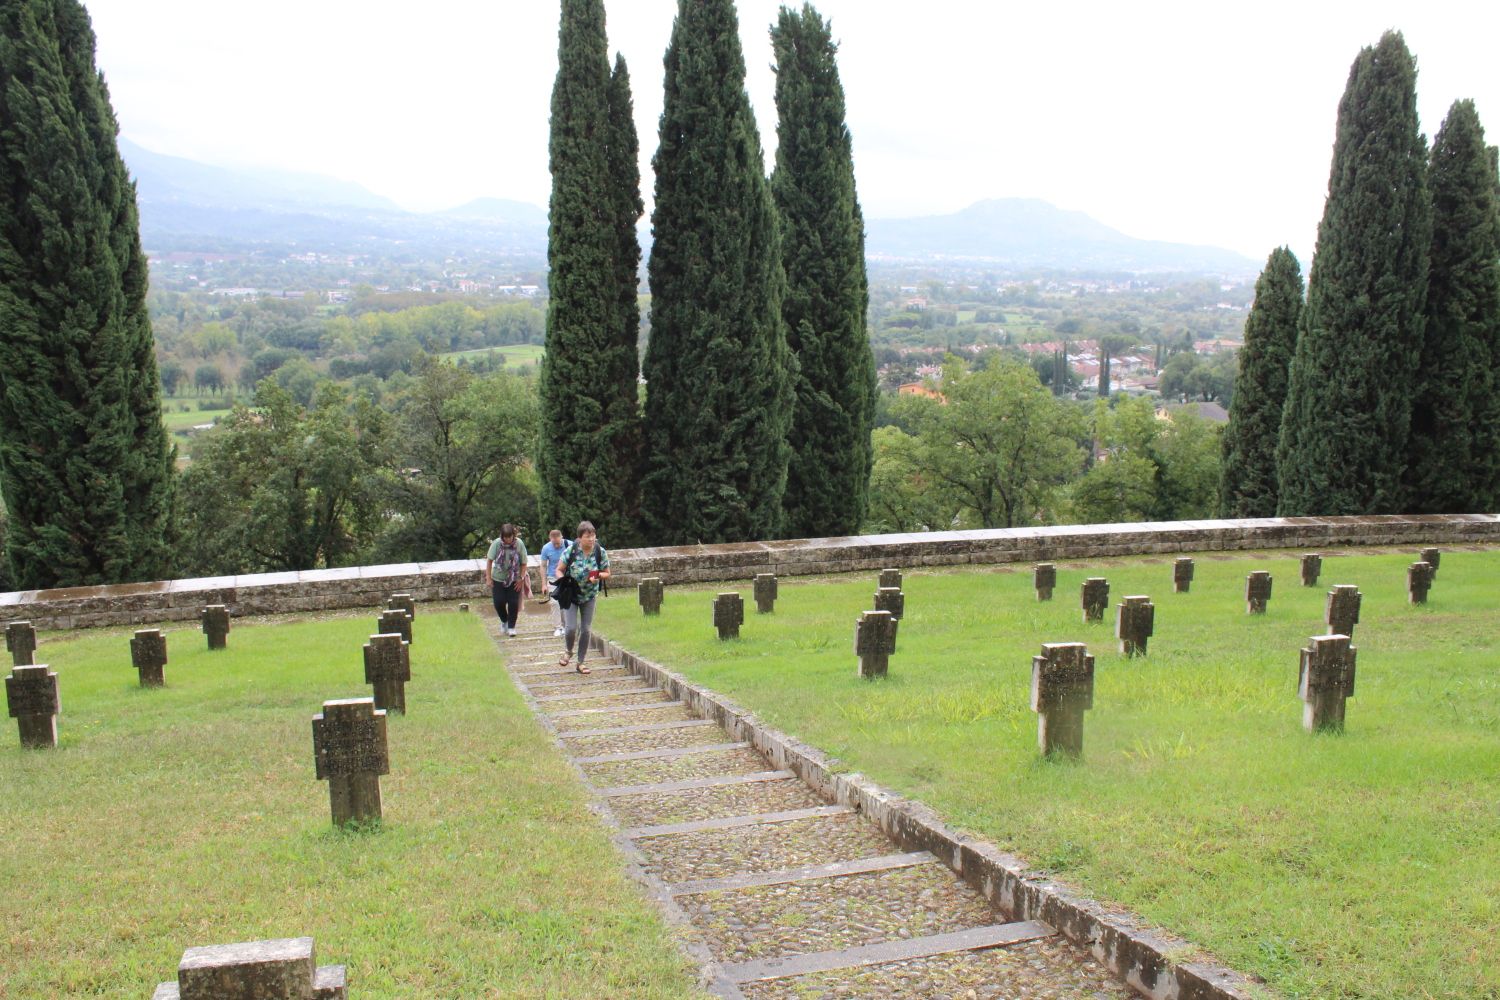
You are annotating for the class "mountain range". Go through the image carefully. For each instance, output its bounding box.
[121,141,1256,275]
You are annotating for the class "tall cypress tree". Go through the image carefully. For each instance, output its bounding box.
[771,4,874,539]
[641,0,793,544]
[539,0,643,544]
[602,53,644,544]
[1219,248,1302,517]
[1277,32,1430,516]
[0,0,175,589]
[1405,101,1500,512]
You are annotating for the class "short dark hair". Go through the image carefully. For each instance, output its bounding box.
[500,522,517,540]
[576,520,596,537]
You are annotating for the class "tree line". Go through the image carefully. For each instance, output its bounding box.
[1220,32,1500,518]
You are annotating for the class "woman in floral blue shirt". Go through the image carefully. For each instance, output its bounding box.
[555,520,609,673]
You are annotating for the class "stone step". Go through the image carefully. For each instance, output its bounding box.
[531,684,657,704]
[626,804,852,840]
[601,770,796,798]
[555,718,718,740]
[667,850,936,895]
[573,741,752,765]
[548,699,686,721]
[522,674,639,691]
[541,690,672,715]
[633,809,893,885]
[513,664,629,679]
[581,746,771,789]
[720,921,1054,984]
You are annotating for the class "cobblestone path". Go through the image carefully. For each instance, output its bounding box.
[495,611,1135,999]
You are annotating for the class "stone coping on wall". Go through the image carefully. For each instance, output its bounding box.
[594,633,1258,1000]
[1,514,1495,630]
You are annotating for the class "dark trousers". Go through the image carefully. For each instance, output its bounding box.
[492,581,521,629]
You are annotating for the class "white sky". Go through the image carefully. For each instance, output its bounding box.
[85,0,1499,263]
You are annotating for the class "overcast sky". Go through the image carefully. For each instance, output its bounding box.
[84,0,1499,263]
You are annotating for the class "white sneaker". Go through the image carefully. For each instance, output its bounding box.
[506,628,517,637]
[552,627,564,637]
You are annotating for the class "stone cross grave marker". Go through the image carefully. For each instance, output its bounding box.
[312,698,389,826]
[363,633,411,715]
[754,574,778,614]
[854,609,898,679]
[873,586,905,621]
[1325,585,1361,638]
[388,592,416,619]
[1173,558,1194,594]
[1080,578,1110,623]
[1115,595,1154,657]
[1298,634,1356,733]
[377,609,412,645]
[131,629,168,687]
[1031,643,1095,758]
[1034,563,1056,601]
[1407,561,1435,604]
[6,663,59,749]
[713,593,744,640]
[1245,571,1273,614]
[638,577,664,616]
[6,620,37,666]
[1301,553,1322,587]
[200,605,230,650]
[1420,547,1440,579]
[150,936,347,999]
[878,568,902,590]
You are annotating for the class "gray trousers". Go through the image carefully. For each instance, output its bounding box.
[563,598,597,662]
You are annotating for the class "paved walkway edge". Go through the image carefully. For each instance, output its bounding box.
[593,630,1260,1000]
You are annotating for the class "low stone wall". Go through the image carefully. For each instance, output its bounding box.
[2,514,1495,630]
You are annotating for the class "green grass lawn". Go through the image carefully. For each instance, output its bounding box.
[0,611,705,999]
[161,406,231,432]
[595,550,1500,999]
[440,344,546,369]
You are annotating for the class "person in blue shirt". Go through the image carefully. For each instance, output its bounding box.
[538,528,569,637]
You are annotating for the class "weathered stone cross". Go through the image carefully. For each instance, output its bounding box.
[1300,553,1322,587]
[873,586,904,621]
[6,663,59,749]
[363,633,411,715]
[754,574,778,614]
[1407,561,1435,604]
[1031,643,1094,758]
[1173,558,1194,594]
[1298,634,1356,733]
[1115,596,1154,657]
[312,698,389,826]
[1325,585,1361,638]
[1245,571,1273,614]
[200,605,230,650]
[150,936,347,999]
[131,629,168,687]
[638,577,664,616]
[1080,578,1110,623]
[377,609,412,645]
[5,620,36,666]
[713,593,743,640]
[387,592,416,620]
[1034,563,1056,601]
[854,609,898,679]
[878,568,902,590]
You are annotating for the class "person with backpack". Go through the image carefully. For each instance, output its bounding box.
[554,520,609,673]
[485,523,528,638]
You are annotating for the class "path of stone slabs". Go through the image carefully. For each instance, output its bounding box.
[499,616,1134,1000]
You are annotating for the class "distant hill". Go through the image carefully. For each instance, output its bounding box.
[120,140,548,257]
[865,198,1258,276]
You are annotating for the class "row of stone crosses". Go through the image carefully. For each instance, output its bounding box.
[633,549,1446,760]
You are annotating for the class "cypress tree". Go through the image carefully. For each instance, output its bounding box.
[539,0,644,544]
[1404,101,1500,512]
[641,0,793,544]
[601,53,644,543]
[0,0,175,589]
[1219,248,1302,517]
[1277,32,1430,516]
[771,4,874,539]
